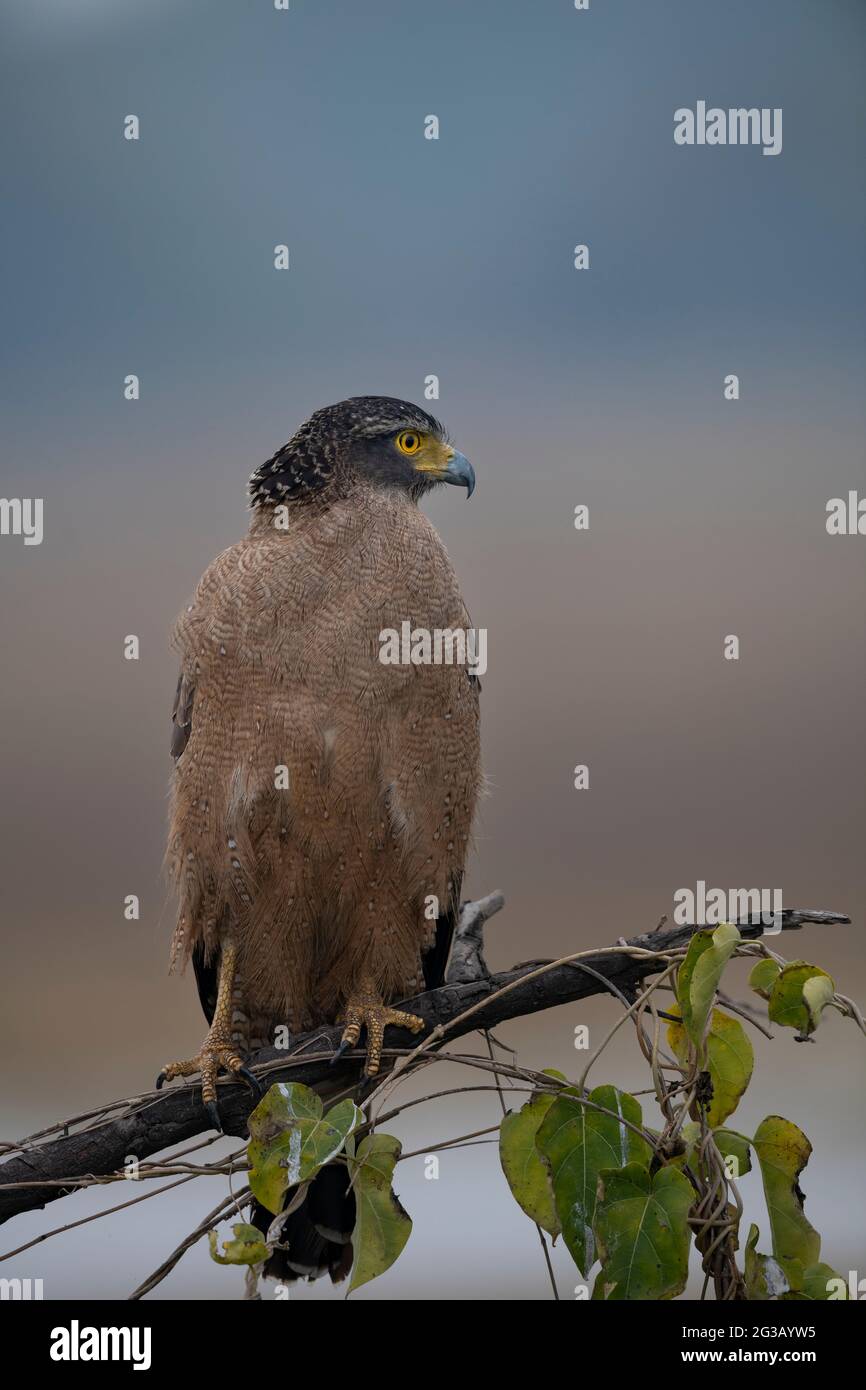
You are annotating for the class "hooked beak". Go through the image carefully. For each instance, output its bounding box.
[440,447,476,499]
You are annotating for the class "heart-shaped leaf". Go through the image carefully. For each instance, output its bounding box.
[536,1084,651,1277]
[247,1083,362,1215]
[592,1164,693,1301]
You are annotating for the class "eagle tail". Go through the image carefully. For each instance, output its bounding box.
[251,1163,356,1284]
[244,896,461,1284]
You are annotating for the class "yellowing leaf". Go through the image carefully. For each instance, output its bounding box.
[208,1223,267,1267]
[749,958,781,999]
[676,924,740,1054]
[744,1223,790,1299]
[800,1263,849,1300]
[499,1089,560,1238]
[247,1083,361,1215]
[753,1116,820,1273]
[766,962,835,1037]
[348,1134,412,1293]
[667,1005,754,1126]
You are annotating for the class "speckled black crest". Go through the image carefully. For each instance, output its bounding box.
[248,396,445,507]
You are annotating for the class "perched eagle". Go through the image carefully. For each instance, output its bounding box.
[158,397,481,1278]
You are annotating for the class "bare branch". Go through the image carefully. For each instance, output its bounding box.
[0,901,851,1228]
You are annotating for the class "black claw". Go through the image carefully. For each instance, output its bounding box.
[205,1099,223,1133]
[155,1072,167,1090]
[237,1065,263,1099]
[330,1038,352,1067]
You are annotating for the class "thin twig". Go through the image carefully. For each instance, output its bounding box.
[128,1186,251,1301]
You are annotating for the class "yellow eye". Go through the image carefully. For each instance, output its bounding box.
[396,430,423,455]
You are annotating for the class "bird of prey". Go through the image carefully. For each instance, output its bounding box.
[158,398,481,1236]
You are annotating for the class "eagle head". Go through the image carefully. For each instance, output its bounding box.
[248,396,475,508]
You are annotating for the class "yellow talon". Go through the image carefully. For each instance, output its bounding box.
[338,975,424,1076]
[155,933,260,1127]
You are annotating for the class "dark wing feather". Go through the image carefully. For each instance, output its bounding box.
[170,670,195,761]
[170,669,217,1025]
[192,944,217,1027]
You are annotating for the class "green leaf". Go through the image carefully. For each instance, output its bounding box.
[749,958,781,1000]
[592,1164,693,1301]
[499,1090,560,1237]
[348,1134,412,1293]
[766,962,835,1037]
[536,1085,652,1277]
[247,1083,362,1215]
[800,1263,849,1300]
[713,1127,752,1178]
[674,1122,751,1180]
[667,1005,754,1125]
[744,1223,790,1299]
[208,1223,267,1267]
[676,923,740,1053]
[753,1116,820,1273]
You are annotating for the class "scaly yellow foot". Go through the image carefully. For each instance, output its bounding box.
[155,934,261,1130]
[332,974,424,1077]
[156,1027,261,1132]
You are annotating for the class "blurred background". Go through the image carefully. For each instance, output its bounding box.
[1,0,864,1300]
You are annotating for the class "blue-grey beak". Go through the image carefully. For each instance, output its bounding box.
[442,448,475,498]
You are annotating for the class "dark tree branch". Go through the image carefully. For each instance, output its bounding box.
[0,901,850,1227]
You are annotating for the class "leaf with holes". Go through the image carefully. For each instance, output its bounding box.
[753,1116,821,1275]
